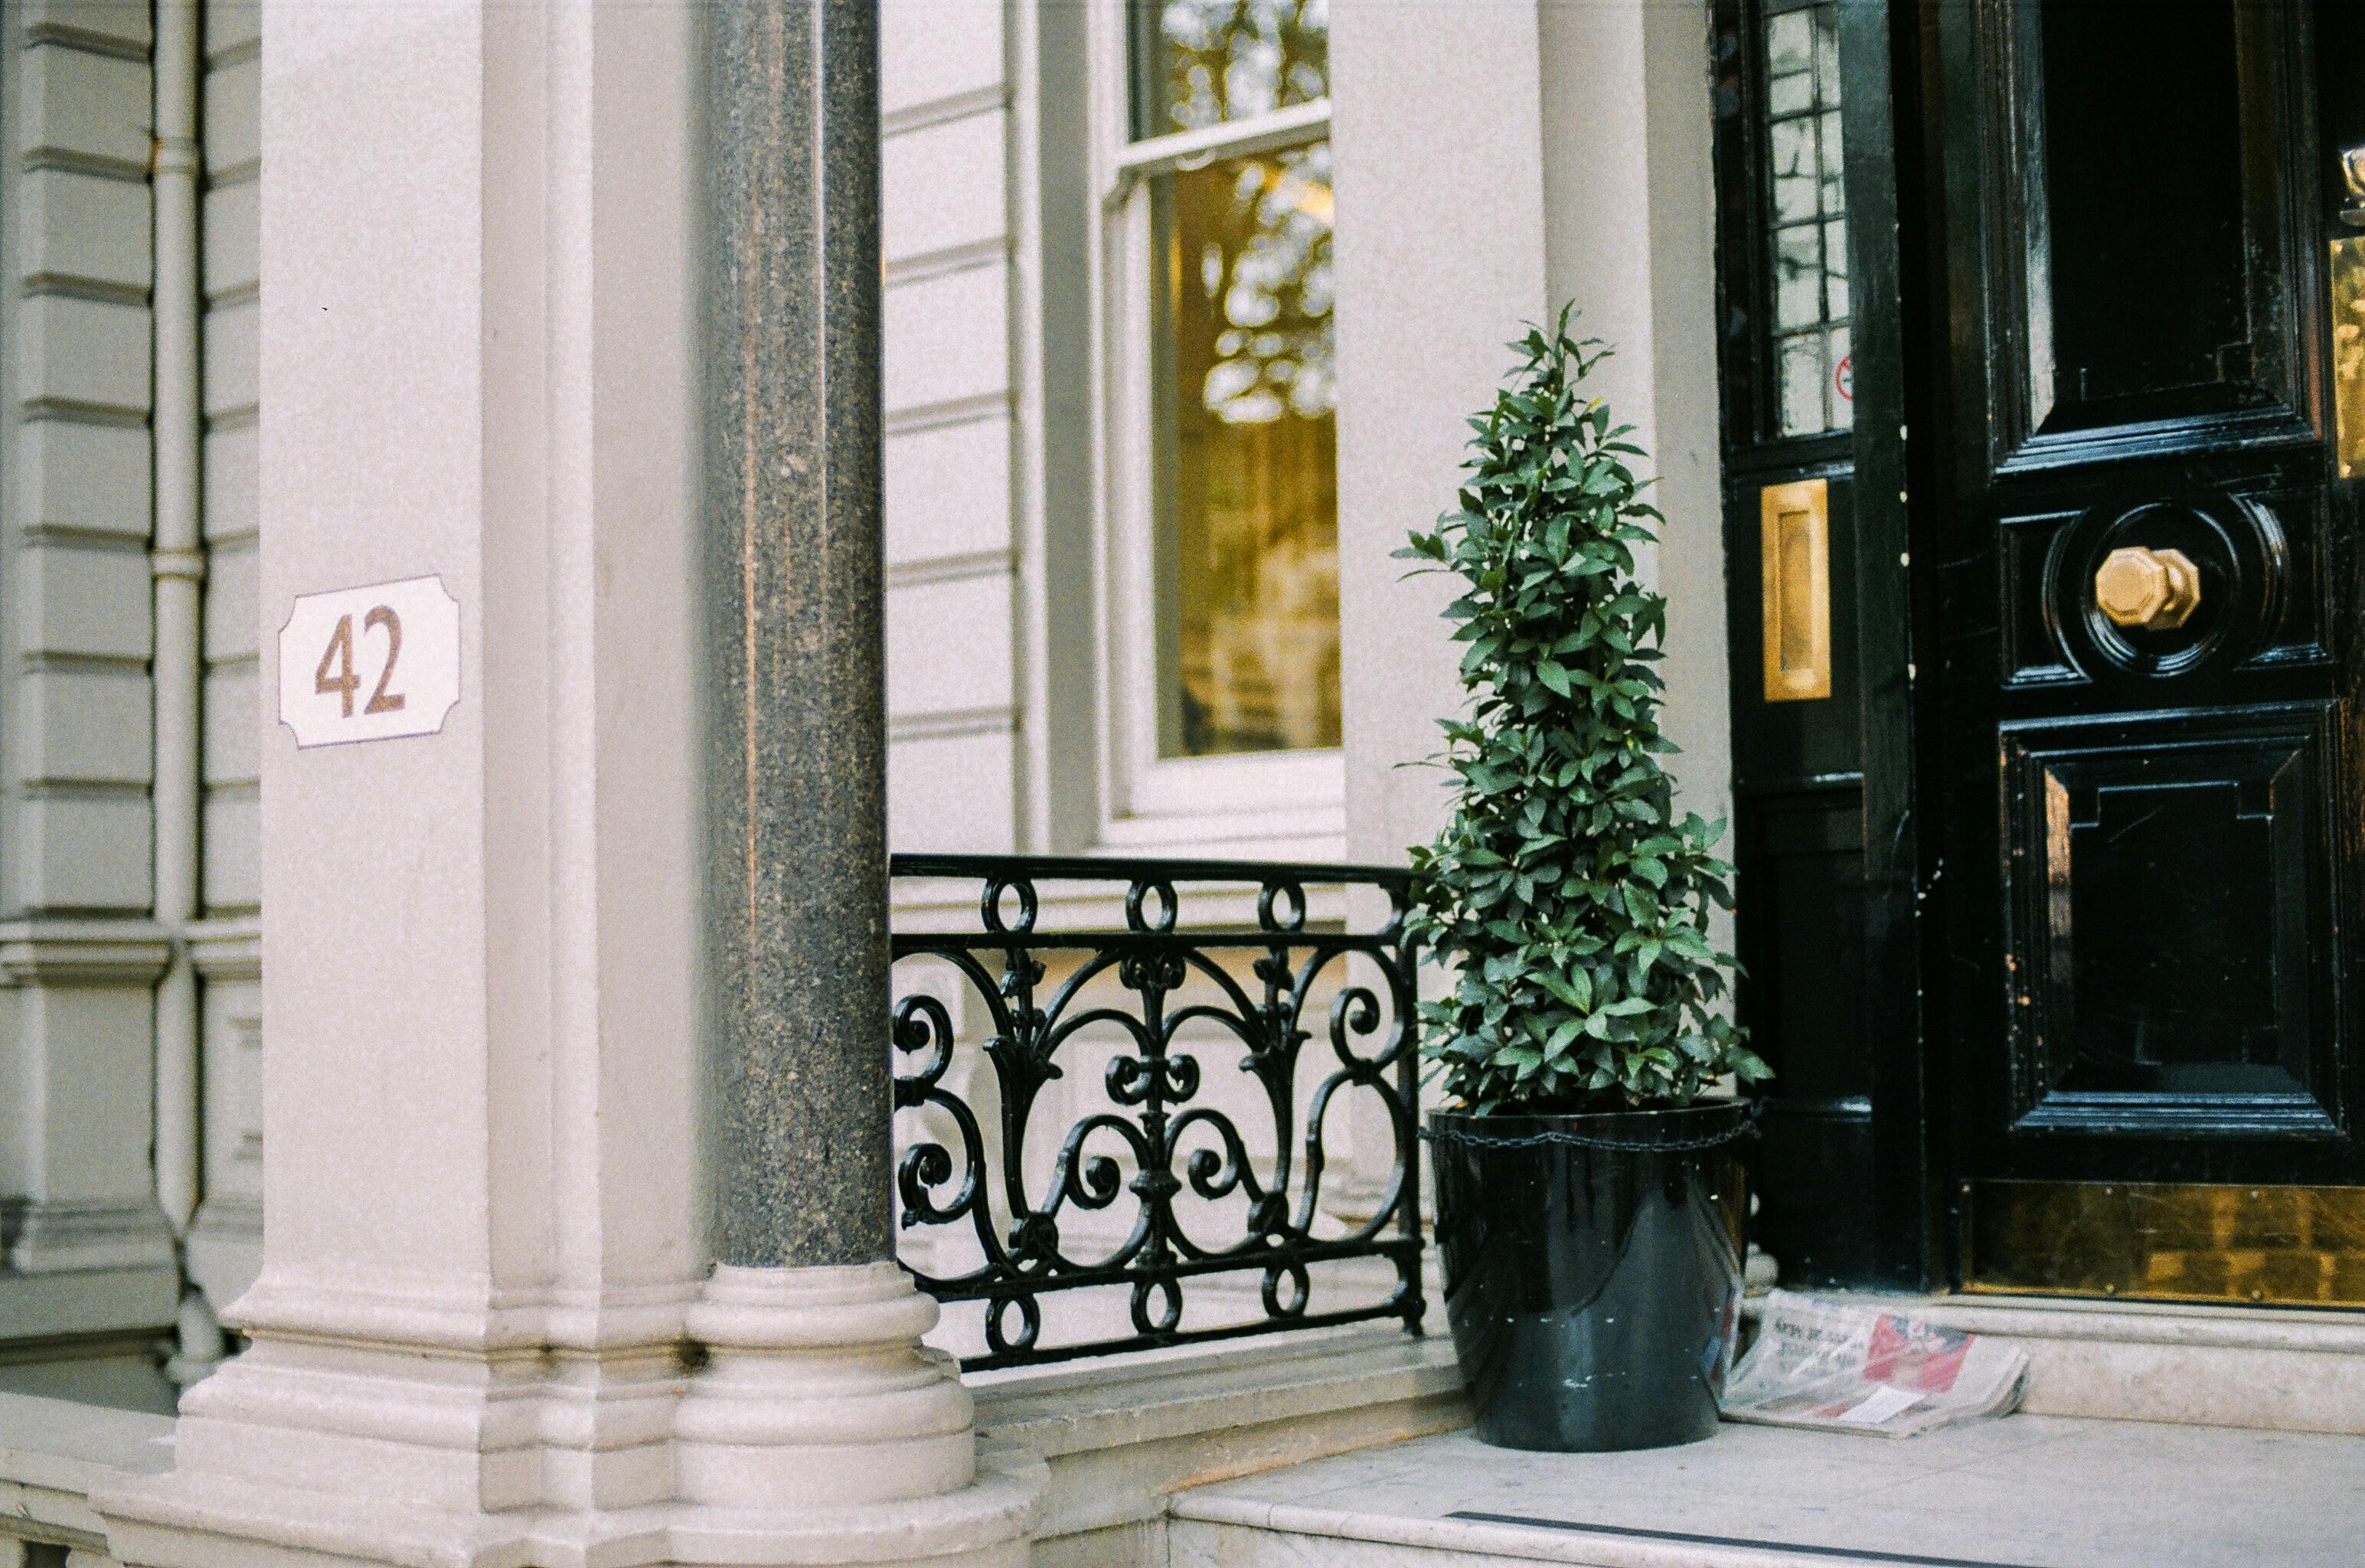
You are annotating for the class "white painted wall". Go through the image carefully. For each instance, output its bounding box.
[864,0,1736,876]
[5,7,158,915]
[201,2,259,917]
[1326,0,1733,872]
[0,0,1739,1411]
[1539,0,1734,872]
[881,0,1027,856]
[1328,4,1553,870]
[0,0,273,1397]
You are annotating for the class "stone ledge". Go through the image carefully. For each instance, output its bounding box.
[0,920,172,985]
[1903,1291,2365,1351]
[0,1259,178,1340]
[181,919,260,984]
[0,1390,174,1555]
[0,1329,1461,1567]
[973,1327,1466,1550]
[96,1449,1044,1568]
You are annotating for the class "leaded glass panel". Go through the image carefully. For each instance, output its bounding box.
[1763,2,1851,436]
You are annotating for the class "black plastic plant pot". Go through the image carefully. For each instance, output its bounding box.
[1429,1100,1752,1452]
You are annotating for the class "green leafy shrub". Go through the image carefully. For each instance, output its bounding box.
[1397,311,1769,1113]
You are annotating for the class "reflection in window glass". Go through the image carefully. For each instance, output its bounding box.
[1763,2,1851,436]
[1153,143,1341,758]
[2040,0,2248,405]
[1136,0,1329,139]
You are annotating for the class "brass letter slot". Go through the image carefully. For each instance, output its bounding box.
[1759,478,1832,703]
[2333,236,2365,480]
[2335,146,2365,479]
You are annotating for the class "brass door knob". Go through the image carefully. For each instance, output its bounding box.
[2094,546,2201,631]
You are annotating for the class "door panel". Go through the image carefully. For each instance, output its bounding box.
[2001,703,2341,1142]
[1997,473,2335,686]
[1929,0,2365,1238]
[1969,0,2320,466]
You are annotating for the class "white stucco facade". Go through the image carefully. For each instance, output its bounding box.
[0,0,1744,1410]
[0,0,1738,1561]
[0,0,261,1410]
[0,7,2356,1568]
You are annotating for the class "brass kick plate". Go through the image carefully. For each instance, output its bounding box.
[1962,1179,2365,1307]
[1759,479,1832,703]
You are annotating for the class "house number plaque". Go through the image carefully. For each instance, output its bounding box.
[277,574,460,748]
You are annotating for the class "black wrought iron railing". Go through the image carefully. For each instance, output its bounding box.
[890,854,1425,1370]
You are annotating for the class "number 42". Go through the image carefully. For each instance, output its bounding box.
[314,606,406,719]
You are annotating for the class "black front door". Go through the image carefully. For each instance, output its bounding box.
[1922,0,2365,1295]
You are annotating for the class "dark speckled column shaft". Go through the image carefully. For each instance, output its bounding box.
[701,0,890,1269]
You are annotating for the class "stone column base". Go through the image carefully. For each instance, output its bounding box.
[669,1261,1040,1563]
[90,1263,1042,1568]
[96,1446,1044,1568]
[667,1441,1043,1568]
[676,1263,975,1507]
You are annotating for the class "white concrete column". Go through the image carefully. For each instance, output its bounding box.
[1537,0,1733,848]
[1327,4,1553,1204]
[93,3,1038,1564]
[98,0,707,1556]
[1328,4,1552,867]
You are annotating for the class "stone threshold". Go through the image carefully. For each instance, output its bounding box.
[964,1290,2365,1561]
[1763,1291,2365,1434]
[1169,1413,2365,1566]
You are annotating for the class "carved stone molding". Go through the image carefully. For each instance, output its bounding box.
[0,920,172,988]
[182,919,260,985]
[0,1198,176,1276]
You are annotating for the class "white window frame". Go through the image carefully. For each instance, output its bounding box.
[1083,3,1346,858]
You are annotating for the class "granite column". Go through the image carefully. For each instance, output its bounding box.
[671,4,1039,1557]
[699,0,891,1279]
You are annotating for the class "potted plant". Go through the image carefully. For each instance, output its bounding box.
[1397,310,1771,1453]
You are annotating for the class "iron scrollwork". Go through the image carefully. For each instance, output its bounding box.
[890,854,1425,1370]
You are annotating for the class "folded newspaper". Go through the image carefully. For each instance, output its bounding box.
[1720,1292,2029,1438]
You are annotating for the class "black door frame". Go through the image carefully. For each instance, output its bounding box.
[1720,0,2365,1296]
[1712,0,1941,1292]
[1847,0,1940,1293]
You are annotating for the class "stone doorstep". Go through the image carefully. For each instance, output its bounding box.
[1759,1292,2365,1436]
[1,1294,2358,1565]
[1156,1295,2365,1568]
[1168,1414,2365,1568]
